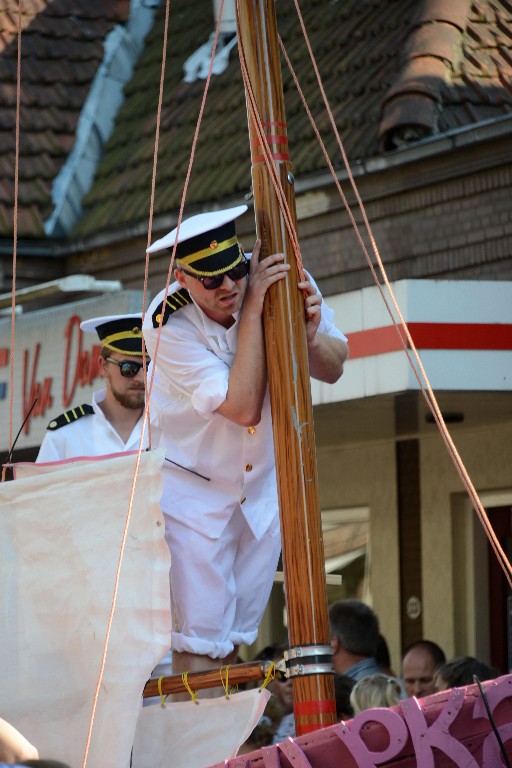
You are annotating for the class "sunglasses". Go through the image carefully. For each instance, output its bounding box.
[182,258,250,290]
[105,357,149,378]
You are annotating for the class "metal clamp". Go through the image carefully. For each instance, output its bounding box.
[276,644,334,679]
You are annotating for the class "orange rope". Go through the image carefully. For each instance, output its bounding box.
[235,3,304,282]
[283,0,512,586]
[146,0,227,404]
[80,1,174,764]
[2,1,23,484]
[83,2,229,764]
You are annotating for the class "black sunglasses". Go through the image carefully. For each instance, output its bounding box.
[182,258,250,290]
[105,357,149,378]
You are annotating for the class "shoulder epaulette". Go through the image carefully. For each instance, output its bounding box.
[152,289,191,328]
[47,404,94,431]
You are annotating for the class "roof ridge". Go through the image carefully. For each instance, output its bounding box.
[378,0,473,151]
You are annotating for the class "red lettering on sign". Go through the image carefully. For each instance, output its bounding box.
[63,316,101,406]
[22,344,54,434]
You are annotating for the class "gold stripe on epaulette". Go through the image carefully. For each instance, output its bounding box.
[153,289,191,327]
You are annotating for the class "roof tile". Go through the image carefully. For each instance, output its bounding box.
[0,0,130,238]
[3,0,512,241]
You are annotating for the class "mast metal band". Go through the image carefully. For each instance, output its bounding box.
[276,644,334,679]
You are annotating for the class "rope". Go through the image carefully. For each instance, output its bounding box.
[259,661,277,692]
[278,0,512,588]
[158,675,169,708]
[235,3,305,284]
[181,672,199,703]
[83,2,225,761]
[2,1,24,484]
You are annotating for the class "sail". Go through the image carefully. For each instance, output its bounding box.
[0,449,171,768]
[133,688,270,768]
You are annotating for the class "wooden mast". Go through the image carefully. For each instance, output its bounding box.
[237,0,336,735]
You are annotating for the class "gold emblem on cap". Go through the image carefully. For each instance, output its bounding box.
[210,240,218,250]
[132,327,142,335]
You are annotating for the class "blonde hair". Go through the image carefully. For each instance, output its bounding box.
[350,673,402,714]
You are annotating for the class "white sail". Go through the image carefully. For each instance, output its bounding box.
[1,449,172,768]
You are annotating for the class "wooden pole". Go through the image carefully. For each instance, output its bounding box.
[237,0,336,735]
[143,660,268,698]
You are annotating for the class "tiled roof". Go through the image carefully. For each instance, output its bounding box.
[2,0,512,241]
[379,0,512,148]
[0,0,130,238]
[73,0,421,237]
[74,0,512,240]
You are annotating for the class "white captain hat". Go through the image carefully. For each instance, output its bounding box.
[147,205,248,276]
[80,314,144,356]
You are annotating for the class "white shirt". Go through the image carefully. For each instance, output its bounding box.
[36,389,147,462]
[143,274,346,540]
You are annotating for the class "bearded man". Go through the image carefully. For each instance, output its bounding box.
[37,314,147,461]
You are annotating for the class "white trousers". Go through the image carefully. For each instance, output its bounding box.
[166,505,281,658]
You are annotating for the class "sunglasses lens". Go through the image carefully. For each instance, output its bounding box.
[119,362,141,377]
[202,260,249,290]
[202,274,224,290]
[229,260,250,280]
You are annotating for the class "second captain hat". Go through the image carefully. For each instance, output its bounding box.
[80,314,144,356]
[146,204,248,276]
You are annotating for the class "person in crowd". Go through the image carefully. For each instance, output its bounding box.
[434,656,497,691]
[238,643,295,748]
[401,639,446,699]
[334,673,355,721]
[329,599,383,681]
[37,314,147,461]
[142,205,348,688]
[350,673,402,714]
[253,644,295,741]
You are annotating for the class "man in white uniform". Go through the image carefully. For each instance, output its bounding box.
[143,205,348,683]
[37,314,148,461]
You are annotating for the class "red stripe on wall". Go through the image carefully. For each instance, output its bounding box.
[348,323,512,360]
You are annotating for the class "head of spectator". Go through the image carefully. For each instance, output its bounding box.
[350,673,402,714]
[434,656,497,691]
[334,673,355,721]
[329,599,382,680]
[401,639,446,698]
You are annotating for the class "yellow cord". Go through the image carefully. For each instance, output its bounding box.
[259,661,277,691]
[157,675,168,708]
[220,665,231,699]
[181,671,199,703]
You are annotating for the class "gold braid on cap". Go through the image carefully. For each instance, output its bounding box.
[177,236,243,276]
[101,327,143,356]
